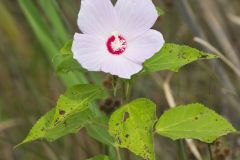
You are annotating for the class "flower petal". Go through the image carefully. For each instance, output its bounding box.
[72,33,142,79]
[115,0,158,39]
[124,29,165,64]
[78,0,118,36]
[72,33,107,71]
[101,55,142,79]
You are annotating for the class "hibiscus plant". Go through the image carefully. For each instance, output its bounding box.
[17,0,236,160]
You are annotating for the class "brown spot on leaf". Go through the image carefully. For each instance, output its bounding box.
[59,110,65,115]
[64,121,67,127]
[117,137,122,144]
[123,112,130,122]
[200,54,208,58]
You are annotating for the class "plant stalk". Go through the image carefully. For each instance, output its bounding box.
[177,140,187,160]
[116,147,122,160]
[208,144,213,160]
[151,73,202,160]
[125,80,131,103]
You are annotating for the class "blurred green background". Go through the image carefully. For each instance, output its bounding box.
[0,0,240,159]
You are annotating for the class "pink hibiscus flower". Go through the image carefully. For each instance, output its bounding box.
[72,0,165,79]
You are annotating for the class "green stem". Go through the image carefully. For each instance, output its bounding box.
[114,80,132,160]
[121,80,131,103]
[208,144,213,160]
[125,81,131,102]
[116,147,122,160]
[177,140,187,160]
[113,77,119,97]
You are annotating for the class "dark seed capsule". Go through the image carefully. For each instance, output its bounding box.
[223,148,231,156]
[215,140,221,147]
[214,148,220,154]
[102,80,112,89]
[114,100,121,108]
[104,98,113,106]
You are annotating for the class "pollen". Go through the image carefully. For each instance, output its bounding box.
[106,32,127,55]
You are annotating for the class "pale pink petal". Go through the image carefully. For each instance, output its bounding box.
[124,29,165,64]
[115,0,158,39]
[72,33,107,71]
[72,33,142,78]
[78,0,118,36]
[101,55,142,79]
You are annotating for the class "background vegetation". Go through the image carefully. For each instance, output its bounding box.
[0,0,239,159]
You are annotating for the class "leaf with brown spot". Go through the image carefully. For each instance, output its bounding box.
[156,103,236,143]
[141,43,217,75]
[109,98,157,160]
[17,84,106,146]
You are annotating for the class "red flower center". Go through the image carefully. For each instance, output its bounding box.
[106,33,127,55]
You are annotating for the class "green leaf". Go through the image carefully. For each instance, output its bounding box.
[52,84,105,123]
[18,84,105,146]
[86,117,115,146]
[109,98,157,160]
[56,56,86,73]
[54,40,85,74]
[142,43,217,74]
[60,40,73,55]
[17,108,56,146]
[86,155,109,160]
[155,103,236,143]
[156,6,165,16]
[18,108,93,147]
